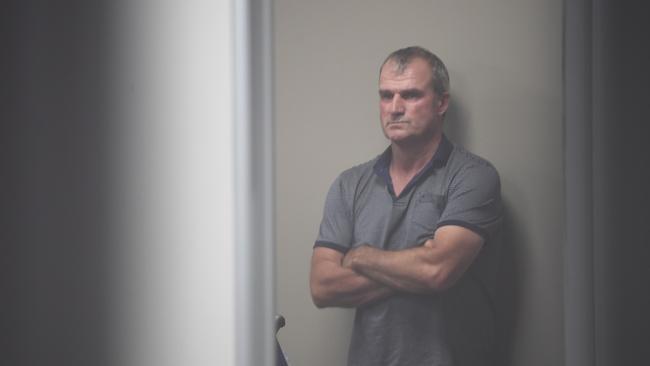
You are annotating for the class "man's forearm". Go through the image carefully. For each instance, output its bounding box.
[310,249,395,308]
[345,245,437,293]
[311,262,394,308]
[343,228,483,294]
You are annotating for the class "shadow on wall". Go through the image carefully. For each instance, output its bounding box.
[444,95,523,365]
[444,95,470,147]
[496,199,525,366]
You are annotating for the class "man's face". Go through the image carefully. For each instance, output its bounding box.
[379,58,449,145]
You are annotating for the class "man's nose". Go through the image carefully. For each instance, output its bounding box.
[391,95,405,114]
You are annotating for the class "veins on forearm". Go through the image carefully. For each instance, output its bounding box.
[311,254,395,308]
[343,244,438,293]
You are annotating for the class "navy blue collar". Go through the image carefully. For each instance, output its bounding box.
[373,134,453,199]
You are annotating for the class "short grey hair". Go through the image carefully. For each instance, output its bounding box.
[380,46,450,95]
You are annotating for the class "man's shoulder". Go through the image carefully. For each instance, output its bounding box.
[335,156,380,184]
[444,144,501,191]
[447,144,499,175]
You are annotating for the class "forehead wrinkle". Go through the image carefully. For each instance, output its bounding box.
[380,59,434,91]
[380,71,431,92]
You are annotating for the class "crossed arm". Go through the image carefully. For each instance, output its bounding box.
[309,225,484,308]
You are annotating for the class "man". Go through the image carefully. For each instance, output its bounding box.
[310,46,503,366]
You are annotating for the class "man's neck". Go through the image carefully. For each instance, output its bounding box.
[390,134,442,175]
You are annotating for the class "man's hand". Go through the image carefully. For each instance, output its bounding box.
[310,247,395,308]
[341,244,374,269]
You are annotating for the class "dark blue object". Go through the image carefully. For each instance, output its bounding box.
[275,315,289,366]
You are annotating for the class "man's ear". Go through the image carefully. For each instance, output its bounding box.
[437,92,450,116]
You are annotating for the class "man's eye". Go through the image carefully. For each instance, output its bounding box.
[380,93,393,100]
[402,92,421,100]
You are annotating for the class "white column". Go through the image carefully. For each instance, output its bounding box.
[113,1,237,365]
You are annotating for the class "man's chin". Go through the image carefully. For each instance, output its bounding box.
[386,133,413,144]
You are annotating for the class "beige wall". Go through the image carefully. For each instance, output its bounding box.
[275,1,565,365]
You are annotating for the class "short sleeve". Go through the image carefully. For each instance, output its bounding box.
[437,162,502,241]
[314,174,354,253]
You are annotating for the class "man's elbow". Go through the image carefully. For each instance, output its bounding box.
[310,282,331,308]
[311,292,328,309]
[310,280,353,308]
[425,267,456,292]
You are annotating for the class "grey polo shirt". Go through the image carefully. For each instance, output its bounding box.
[314,135,502,366]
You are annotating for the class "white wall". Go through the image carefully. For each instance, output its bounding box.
[274,1,565,365]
